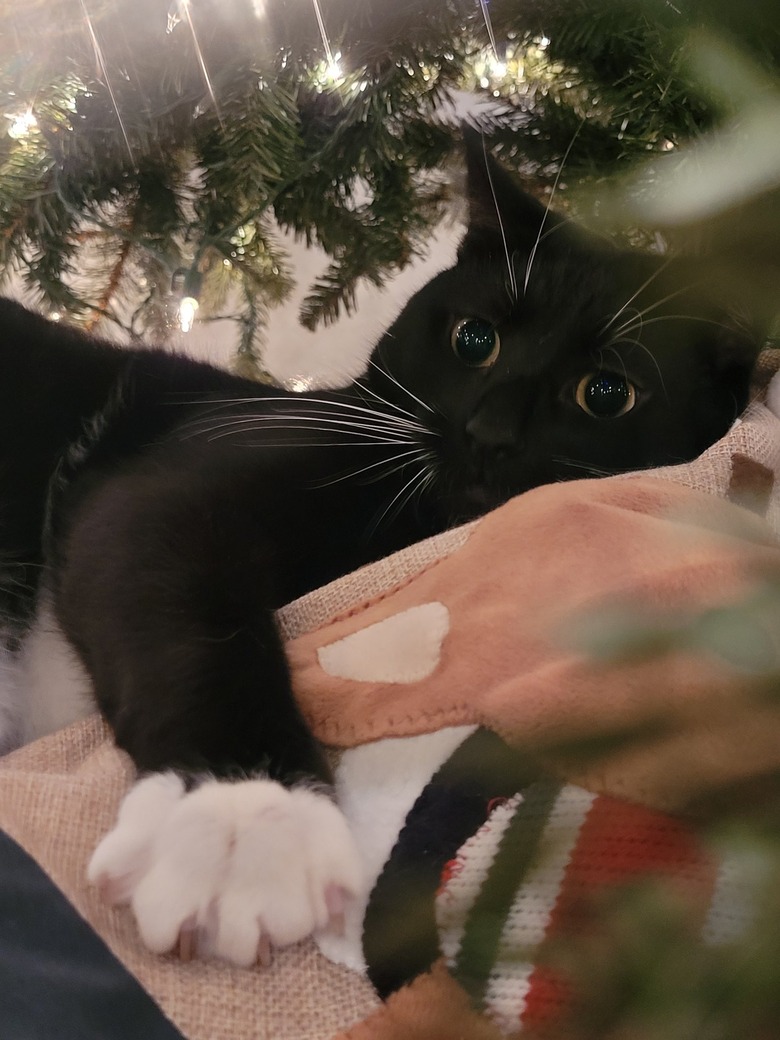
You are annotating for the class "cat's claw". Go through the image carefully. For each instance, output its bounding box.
[94,872,131,906]
[175,916,199,963]
[257,932,273,968]
[324,884,347,937]
[88,773,364,968]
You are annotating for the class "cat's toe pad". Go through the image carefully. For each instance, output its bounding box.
[87,773,364,967]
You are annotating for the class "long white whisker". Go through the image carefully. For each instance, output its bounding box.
[601,346,630,386]
[538,215,577,244]
[294,394,431,431]
[353,380,430,427]
[553,455,617,478]
[218,437,415,448]
[385,466,432,527]
[181,414,413,438]
[608,283,700,340]
[478,0,501,63]
[411,464,438,513]
[616,313,736,337]
[265,410,426,437]
[212,430,417,446]
[479,133,517,301]
[182,414,422,446]
[610,336,669,403]
[504,249,520,306]
[183,394,433,435]
[180,406,433,444]
[368,359,437,416]
[309,448,433,489]
[367,464,432,540]
[523,118,585,296]
[600,260,675,335]
[172,391,420,424]
[373,452,437,496]
[607,306,643,343]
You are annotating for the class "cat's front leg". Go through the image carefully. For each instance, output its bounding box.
[53,460,365,964]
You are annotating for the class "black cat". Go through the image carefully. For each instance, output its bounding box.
[0,138,762,965]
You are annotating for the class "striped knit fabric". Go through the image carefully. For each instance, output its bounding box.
[436,783,718,1036]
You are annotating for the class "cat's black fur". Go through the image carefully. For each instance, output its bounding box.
[0,139,762,784]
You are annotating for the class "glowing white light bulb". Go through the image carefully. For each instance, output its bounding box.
[489,58,507,78]
[326,54,344,84]
[166,0,190,33]
[8,110,37,140]
[178,296,199,333]
[287,375,313,392]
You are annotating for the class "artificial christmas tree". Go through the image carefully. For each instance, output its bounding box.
[2,0,778,368]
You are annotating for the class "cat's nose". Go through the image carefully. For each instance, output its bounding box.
[465,409,517,454]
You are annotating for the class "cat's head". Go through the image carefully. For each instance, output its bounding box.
[368,134,764,524]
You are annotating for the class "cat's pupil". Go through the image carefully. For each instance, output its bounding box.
[576,372,635,418]
[451,318,500,367]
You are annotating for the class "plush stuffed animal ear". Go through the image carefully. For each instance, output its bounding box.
[459,126,567,259]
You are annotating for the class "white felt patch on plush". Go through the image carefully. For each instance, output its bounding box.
[88,774,366,967]
[316,725,477,971]
[316,601,450,683]
[767,371,780,419]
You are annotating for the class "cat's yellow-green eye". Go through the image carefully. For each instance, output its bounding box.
[576,372,636,418]
[451,318,500,367]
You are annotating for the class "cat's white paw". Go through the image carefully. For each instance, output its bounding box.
[88,772,364,967]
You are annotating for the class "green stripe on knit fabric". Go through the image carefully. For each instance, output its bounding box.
[453,777,563,1009]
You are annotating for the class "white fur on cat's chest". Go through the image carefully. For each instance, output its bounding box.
[0,592,94,753]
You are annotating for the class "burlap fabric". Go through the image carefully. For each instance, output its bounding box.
[1,353,779,1040]
[0,717,382,1040]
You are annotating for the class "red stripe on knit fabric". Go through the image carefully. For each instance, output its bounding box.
[519,793,716,1034]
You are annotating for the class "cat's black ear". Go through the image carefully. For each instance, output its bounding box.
[459,127,565,259]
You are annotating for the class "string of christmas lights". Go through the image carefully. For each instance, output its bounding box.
[1,0,778,368]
